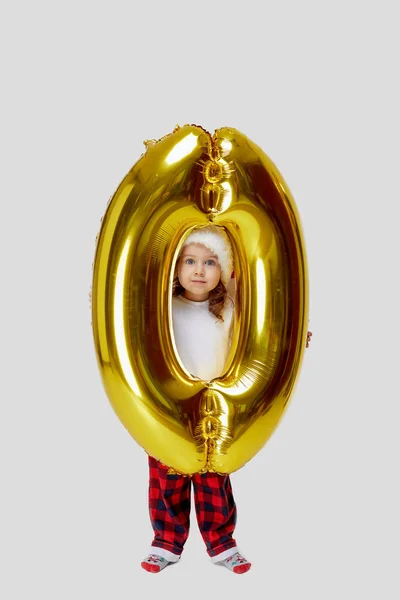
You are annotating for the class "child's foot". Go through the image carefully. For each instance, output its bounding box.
[141,553,171,573]
[217,552,252,574]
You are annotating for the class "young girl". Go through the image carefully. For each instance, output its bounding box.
[141,225,252,574]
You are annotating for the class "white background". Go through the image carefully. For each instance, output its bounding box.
[1,1,399,598]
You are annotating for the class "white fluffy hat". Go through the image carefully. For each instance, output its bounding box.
[182,225,233,286]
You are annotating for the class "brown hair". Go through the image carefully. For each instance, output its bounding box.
[172,276,229,322]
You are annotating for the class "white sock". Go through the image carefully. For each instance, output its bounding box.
[216,552,252,574]
[141,553,172,573]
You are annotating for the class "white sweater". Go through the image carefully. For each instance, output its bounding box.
[171,295,234,381]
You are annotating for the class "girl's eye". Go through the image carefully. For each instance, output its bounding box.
[185,258,195,265]
[205,259,216,266]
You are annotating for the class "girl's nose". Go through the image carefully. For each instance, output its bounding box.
[195,263,204,275]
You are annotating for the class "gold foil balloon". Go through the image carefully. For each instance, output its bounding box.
[91,125,308,474]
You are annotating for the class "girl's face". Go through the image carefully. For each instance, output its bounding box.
[177,243,222,301]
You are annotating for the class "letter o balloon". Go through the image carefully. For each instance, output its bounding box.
[91,125,308,475]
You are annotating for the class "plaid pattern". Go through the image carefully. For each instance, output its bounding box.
[148,456,237,558]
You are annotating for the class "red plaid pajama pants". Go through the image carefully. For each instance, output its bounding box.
[148,455,237,558]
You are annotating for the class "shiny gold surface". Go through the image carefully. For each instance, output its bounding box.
[91,125,308,474]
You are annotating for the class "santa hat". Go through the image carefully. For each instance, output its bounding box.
[182,225,233,286]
